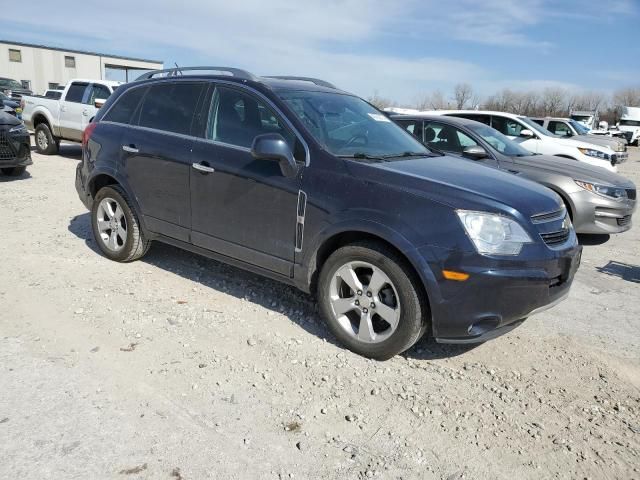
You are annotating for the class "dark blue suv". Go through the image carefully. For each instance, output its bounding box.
[75,67,581,359]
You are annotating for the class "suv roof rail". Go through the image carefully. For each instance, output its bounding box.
[136,66,259,82]
[263,76,337,89]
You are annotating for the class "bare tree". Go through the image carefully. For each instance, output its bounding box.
[541,88,566,116]
[453,83,473,109]
[613,87,640,107]
[367,90,395,110]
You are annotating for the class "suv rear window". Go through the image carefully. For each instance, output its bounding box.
[103,87,147,125]
[138,82,205,135]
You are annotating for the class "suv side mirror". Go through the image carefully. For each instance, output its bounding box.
[519,129,534,138]
[94,98,106,109]
[462,145,488,160]
[251,133,298,178]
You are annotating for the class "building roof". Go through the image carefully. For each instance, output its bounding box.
[0,39,163,65]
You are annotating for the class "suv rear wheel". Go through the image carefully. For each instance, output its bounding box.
[91,185,150,262]
[318,241,428,360]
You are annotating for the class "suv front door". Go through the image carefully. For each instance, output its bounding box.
[490,115,541,153]
[189,84,303,276]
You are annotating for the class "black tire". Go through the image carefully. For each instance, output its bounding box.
[1,166,26,176]
[34,123,59,155]
[91,185,150,262]
[318,241,429,360]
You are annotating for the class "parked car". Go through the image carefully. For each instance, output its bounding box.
[0,77,33,101]
[0,92,21,118]
[618,106,640,145]
[0,110,32,176]
[22,79,122,154]
[75,66,581,360]
[530,117,627,152]
[393,114,636,234]
[570,110,598,130]
[423,110,625,172]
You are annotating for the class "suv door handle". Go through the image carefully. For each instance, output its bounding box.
[82,110,89,116]
[122,145,139,153]
[192,162,215,173]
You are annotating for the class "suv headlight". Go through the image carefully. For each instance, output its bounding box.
[575,180,627,200]
[9,124,28,134]
[456,210,533,256]
[577,147,610,160]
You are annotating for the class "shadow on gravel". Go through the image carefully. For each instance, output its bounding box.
[67,212,341,349]
[596,260,640,283]
[68,212,482,360]
[30,143,82,159]
[578,234,610,246]
[0,170,31,182]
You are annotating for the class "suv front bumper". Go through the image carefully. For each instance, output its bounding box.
[419,240,582,344]
[0,128,32,169]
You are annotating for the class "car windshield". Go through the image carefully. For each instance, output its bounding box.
[277,90,430,159]
[520,117,558,137]
[0,79,24,90]
[469,124,533,157]
[568,119,590,134]
[620,119,640,127]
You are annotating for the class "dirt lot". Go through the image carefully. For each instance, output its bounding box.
[1,144,639,480]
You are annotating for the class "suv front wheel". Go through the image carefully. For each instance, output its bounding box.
[318,241,428,360]
[91,185,150,262]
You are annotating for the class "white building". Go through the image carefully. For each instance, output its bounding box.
[0,40,163,94]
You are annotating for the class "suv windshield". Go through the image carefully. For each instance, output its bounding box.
[568,119,590,134]
[277,90,430,159]
[620,119,640,127]
[469,124,533,157]
[0,79,24,90]
[520,117,558,137]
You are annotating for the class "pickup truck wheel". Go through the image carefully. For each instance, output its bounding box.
[318,241,429,360]
[1,166,26,176]
[34,123,59,155]
[91,185,150,262]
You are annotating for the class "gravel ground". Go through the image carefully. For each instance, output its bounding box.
[1,144,639,480]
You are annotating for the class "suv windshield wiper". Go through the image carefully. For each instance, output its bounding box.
[337,153,386,161]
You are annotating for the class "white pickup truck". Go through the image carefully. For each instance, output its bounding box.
[22,79,122,154]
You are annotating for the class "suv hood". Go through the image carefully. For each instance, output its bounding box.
[0,111,20,126]
[370,155,562,218]
[578,134,625,151]
[513,155,635,188]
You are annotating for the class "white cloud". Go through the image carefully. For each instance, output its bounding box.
[3,0,636,102]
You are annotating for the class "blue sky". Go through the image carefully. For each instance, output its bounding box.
[1,0,638,104]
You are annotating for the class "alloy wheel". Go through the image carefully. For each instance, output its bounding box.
[36,130,48,150]
[328,261,401,343]
[96,197,127,252]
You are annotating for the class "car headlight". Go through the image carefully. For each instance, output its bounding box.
[456,210,533,256]
[9,124,28,134]
[575,180,627,200]
[577,147,610,160]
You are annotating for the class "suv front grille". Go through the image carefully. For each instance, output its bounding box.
[617,215,632,227]
[0,130,18,162]
[531,208,565,224]
[623,131,633,142]
[540,229,570,246]
[626,189,636,201]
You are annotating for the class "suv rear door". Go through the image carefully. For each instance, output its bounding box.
[189,84,303,276]
[120,81,207,242]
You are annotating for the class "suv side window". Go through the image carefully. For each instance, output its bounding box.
[395,119,423,142]
[456,114,490,126]
[207,86,303,160]
[491,116,525,137]
[424,121,477,153]
[138,82,205,135]
[65,82,89,103]
[87,84,112,105]
[103,86,147,125]
[548,121,571,136]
